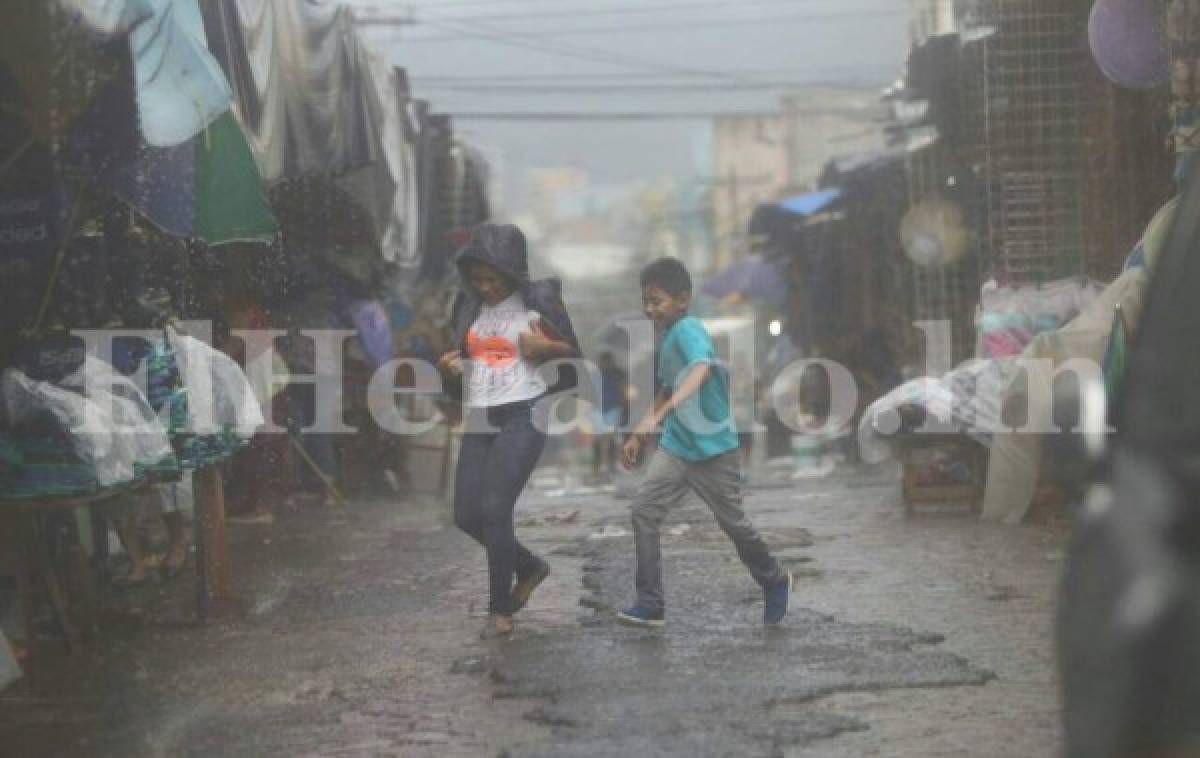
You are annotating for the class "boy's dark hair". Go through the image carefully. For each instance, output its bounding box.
[640,257,692,296]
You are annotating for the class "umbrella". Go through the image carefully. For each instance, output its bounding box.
[3,0,275,246]
[701,255,788,306]
[110,110,278,245]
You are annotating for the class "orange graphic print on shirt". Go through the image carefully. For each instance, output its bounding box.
[466,330,519,369]
[463,294,547,407]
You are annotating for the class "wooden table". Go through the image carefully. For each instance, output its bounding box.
[0,489,122,690]
[0,466,234,691]
[899,435,985,515]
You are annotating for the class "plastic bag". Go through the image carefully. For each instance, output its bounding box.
[856,358,1017,464]
[976,277,1102,359]
[60,356,175,480]
[349,300,395,369]
[167,327,264,440]
[2,357,173,488]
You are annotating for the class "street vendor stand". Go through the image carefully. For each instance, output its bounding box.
[897,434,985,514]
[0,0,277,691]
[0,465,234,690]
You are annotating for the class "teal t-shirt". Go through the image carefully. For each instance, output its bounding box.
[657,317,739,461]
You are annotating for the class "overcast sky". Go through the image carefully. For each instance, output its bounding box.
[351,0,908,214]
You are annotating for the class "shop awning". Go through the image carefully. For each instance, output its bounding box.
[777,189,843,217]
[111,112,278,246]
[203,0,421,265]
[749,190,844,248]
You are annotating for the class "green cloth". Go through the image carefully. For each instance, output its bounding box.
[657,317,739,462]
[196,111,278,245]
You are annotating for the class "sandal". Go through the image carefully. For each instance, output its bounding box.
[479,614,515,640]
[511,562,550,613]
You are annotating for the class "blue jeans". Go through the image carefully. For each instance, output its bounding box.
[454,400,547,615]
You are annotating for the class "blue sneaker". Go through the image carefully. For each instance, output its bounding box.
[616,605,666,628]
[764,572,793,626]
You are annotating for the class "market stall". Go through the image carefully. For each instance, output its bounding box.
[0,0,277,688]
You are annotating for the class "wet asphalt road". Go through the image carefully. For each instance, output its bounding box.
[0,462,1064,756]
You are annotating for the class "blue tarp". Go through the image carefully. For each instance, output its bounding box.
[777,189,842,217]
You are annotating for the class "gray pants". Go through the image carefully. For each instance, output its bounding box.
[631,450,784,613]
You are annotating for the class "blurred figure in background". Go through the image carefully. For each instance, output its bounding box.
[592,351,630,483]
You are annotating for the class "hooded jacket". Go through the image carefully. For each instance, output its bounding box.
[449,224,582,397]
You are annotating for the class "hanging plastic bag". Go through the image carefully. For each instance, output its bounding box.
[167,326,264,440]
[59,356,176,479]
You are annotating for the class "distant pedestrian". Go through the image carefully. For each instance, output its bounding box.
[438,224,582,640]
[592,351,630,481]
[619,258,791,627]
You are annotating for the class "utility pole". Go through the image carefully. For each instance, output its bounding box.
[728,169,740,262]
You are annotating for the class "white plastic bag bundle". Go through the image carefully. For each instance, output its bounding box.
[856,359,1018,465]
[61,356,174,476]
[1,357,172,487]
[167,327,264,440]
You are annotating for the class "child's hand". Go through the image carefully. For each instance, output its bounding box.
[621,436,642,470]
[519,321,556,364]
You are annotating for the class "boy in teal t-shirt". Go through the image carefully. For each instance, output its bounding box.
[618,258,791,627]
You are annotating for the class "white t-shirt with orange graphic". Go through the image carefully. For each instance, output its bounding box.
[465,293,548,408]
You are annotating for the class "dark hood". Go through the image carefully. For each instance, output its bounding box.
[454,223,530,284]
[447,224,584,400]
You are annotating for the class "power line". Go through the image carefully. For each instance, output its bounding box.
[406,0,575,7]
[412,67,877,83]
[446,105,885,121]
[417,79,885,94]
[413,15,762,84]
[401,0,663,10]
[426,0,851,24]
[411,9,904,43]
[446,111,776,121]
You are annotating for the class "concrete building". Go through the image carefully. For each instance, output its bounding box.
[710,89,886,271]
[909,0,957,44]
[710,112,790,270]
[782,89,887,195]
